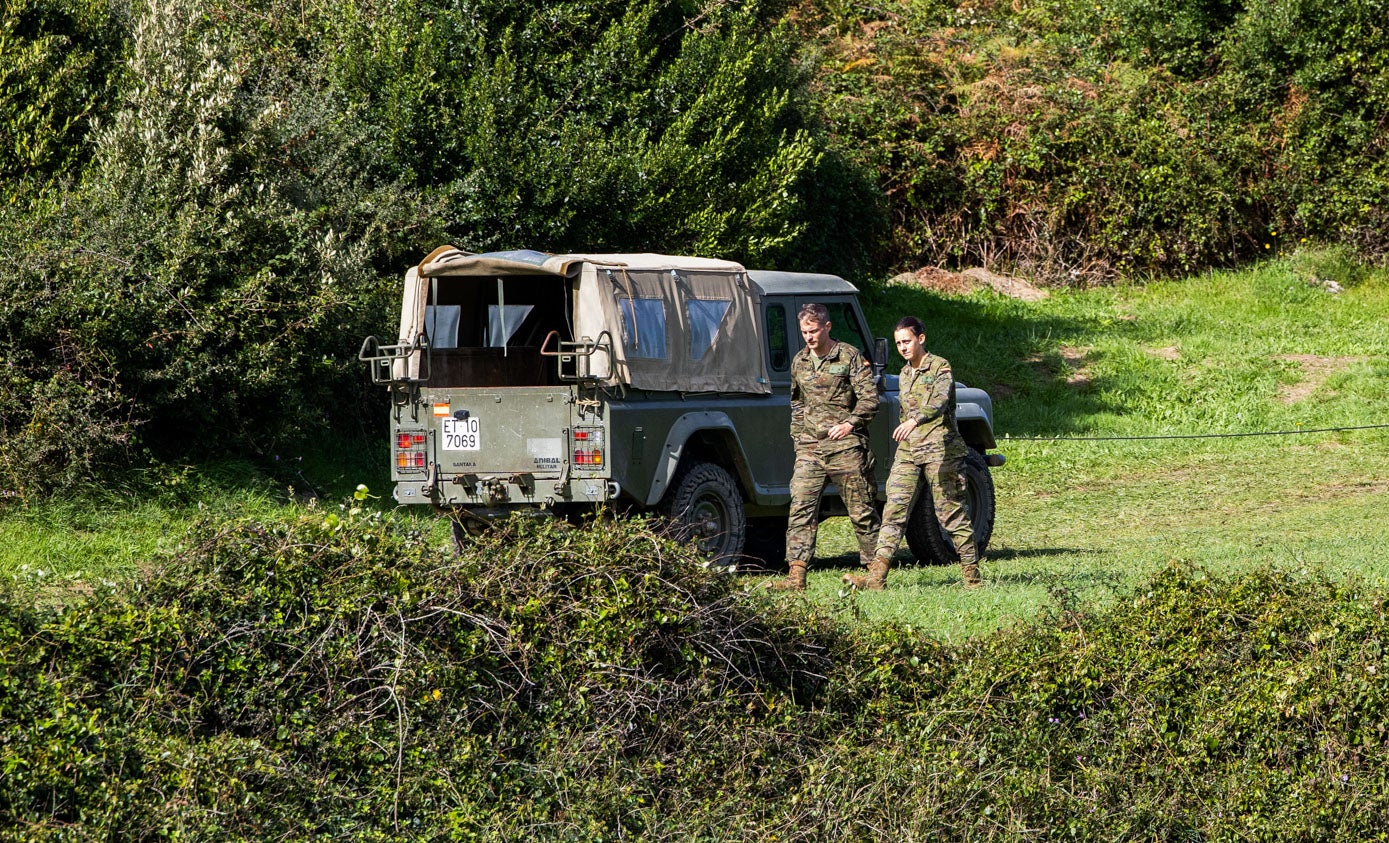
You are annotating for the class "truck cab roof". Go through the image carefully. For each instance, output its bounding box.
[747,270,859,297]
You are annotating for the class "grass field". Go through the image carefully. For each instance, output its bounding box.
[803,254,1389,637]
[5,254,1388,639]
[803,433,1389,640]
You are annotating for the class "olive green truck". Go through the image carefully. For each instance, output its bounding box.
[360,247,1004,567]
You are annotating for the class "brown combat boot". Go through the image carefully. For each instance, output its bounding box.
[842,555,891,591]
[960,560,984,589]
[766,559,809,592]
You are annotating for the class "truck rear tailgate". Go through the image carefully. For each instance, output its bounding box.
[429,386,573,477]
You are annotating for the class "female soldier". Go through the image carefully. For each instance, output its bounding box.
[843,316,982,590]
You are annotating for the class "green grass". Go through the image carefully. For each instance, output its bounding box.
[801,432,1389,640]
[798,256,1389,637]
[0,437,409,590]
[7,255,1389,637]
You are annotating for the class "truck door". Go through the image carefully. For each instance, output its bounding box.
[790,296,897,492]
[756,301,796,487]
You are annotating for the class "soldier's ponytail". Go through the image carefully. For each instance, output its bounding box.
[894,315,926,336]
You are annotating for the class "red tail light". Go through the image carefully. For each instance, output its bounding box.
[571,427,605,467]
[395,429,427,474]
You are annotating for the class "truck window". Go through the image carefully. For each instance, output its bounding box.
[422,275,569,387]
[687,299,731,361]
[825,301,870,357]
[766,303,790,371]
[487,304,535,347]
[620,297,668,359]
[425,305,461,348]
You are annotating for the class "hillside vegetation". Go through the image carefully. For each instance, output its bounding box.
[3,0,1387,492]
[4,7,1389,823]
[808,0,1389,280]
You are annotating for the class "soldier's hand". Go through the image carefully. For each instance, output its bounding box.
[892,419,918,442]
[826,421,854,440]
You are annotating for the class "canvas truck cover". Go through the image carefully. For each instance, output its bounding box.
[397,248,771,394]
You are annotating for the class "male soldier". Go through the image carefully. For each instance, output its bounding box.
[767,303,881,591]
[844,315,981,590]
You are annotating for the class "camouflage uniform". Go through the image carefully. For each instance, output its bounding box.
[873,352,977,567]
[785,341,881,566]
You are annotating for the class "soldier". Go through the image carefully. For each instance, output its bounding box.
[844,315,982,590]
[767,303,881,591]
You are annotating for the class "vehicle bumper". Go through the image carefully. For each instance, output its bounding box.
[393,473,620,507]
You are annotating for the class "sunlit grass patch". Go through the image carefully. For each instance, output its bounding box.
[816,264,1389,636]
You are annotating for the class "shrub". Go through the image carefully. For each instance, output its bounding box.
[319,0,882,273]
[803,0,1389,282]
[0,0,124,189]
[5,506,1389,839]
[0,509,874,838]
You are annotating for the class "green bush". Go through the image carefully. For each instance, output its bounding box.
[0,508,874,838]
[804,0,1389,282]
[0,0,882,497]
[319,0,881,271]
[4,507,1389,839]
[0,0,124,189]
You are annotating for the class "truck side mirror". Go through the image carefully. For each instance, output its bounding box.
[873,336,889,380]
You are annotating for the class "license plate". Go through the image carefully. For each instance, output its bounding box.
[441,417,481,451]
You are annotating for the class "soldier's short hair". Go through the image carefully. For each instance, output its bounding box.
[894,315,926,336]
[798,302,830,325]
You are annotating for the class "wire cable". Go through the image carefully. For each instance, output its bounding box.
[1002,423,1389,442]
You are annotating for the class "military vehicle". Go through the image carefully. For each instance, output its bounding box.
[359,247,1004,567]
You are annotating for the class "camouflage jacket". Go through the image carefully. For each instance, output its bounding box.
[790,341,878,456]
[898,352,966,463]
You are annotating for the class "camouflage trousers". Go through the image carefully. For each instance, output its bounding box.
[874,452,975,563]
[786,446,880,566]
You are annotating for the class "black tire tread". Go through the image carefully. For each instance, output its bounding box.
[661,462,747,566]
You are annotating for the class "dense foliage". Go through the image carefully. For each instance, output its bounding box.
[0,0,123,186]
[805,0,1389,281]
[0,0,875,498]
[3,511,1389,839]
[3,0,1387,493]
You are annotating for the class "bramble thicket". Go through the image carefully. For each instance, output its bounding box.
[4,511,1389,839]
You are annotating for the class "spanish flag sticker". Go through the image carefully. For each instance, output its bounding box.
[433,403,450,417]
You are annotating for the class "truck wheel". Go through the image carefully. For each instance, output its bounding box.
[904,450,996,565]
[662,462,746,568]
